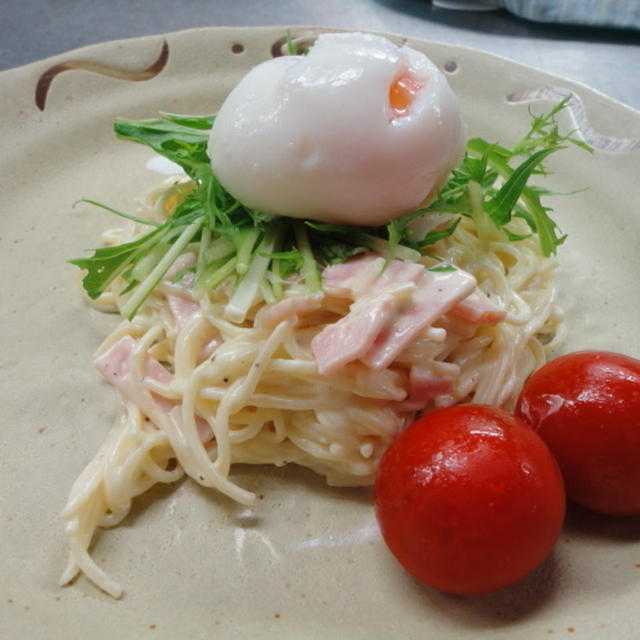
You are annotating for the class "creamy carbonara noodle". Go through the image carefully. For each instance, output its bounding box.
[60,175,564,598]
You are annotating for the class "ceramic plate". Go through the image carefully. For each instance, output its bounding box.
[2,26,640,640]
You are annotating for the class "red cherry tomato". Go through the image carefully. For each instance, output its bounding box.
[374,405,565,595]
[515,350,640,516]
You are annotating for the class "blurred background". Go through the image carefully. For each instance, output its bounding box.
[2,0,639,109]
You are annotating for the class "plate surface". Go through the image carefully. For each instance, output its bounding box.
[2,25,640,640]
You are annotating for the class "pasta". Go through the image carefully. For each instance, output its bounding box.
[60,175,564,598]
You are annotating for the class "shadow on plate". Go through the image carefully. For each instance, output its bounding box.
[387,549,562,628]
[563,502,640,542]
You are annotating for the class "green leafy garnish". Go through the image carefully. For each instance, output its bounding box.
[285,29,310,56]
[427,263,457,272]
[73,199,161,228]
[70,99,588,319]
[429,97,592,256]
[286,30,297,56]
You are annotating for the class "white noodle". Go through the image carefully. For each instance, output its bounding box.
[60,177,564,597]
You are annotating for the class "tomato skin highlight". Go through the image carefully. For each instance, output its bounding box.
[515,350,640,516]
[374,405,565,595]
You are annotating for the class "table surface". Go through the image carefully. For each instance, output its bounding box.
[2,0,639,111]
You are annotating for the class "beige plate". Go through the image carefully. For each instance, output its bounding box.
[2,25,640,640]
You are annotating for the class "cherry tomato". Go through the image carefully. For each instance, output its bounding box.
[374,405,565,595]
[515,350,640,516]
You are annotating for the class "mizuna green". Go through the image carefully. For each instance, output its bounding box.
[70,99,589,320]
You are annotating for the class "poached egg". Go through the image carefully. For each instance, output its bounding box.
[209,32,466,226]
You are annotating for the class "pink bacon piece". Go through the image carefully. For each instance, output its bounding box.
[311,294,397,375]
[450,289,506,325]
[366,259,425,295]
[165,295,221,359]
[407,362,459,405]
[164,252,197,286]
[312,253,508,375]
[167,294,201,329]
[322,255,425,299]
[164,253,199,329]
[361,268,476,370]
[94,336,172,394]
[94,336,213,443]
[321,254,385,298]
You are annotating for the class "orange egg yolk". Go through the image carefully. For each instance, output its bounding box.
[389,73,423,118]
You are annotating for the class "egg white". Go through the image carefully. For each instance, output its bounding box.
[208,32,467,226]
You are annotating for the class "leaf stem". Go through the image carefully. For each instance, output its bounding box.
[294,221,321,293]
[195,256,238,295]
[121,218,204,320]
[225,224,283,322]
[468,181,492,249]
[196,226,211,277]
[358,233,422,262]
[131,241,170,282]
[235,227,262,275]
[74,199,162,227]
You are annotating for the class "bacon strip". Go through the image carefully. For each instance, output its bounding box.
[312,253,506,375]
[94,336,213,442]
[361,268,476,370]
[311,294,397,375]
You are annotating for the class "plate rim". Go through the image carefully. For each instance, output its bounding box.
[1,23,639,118]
